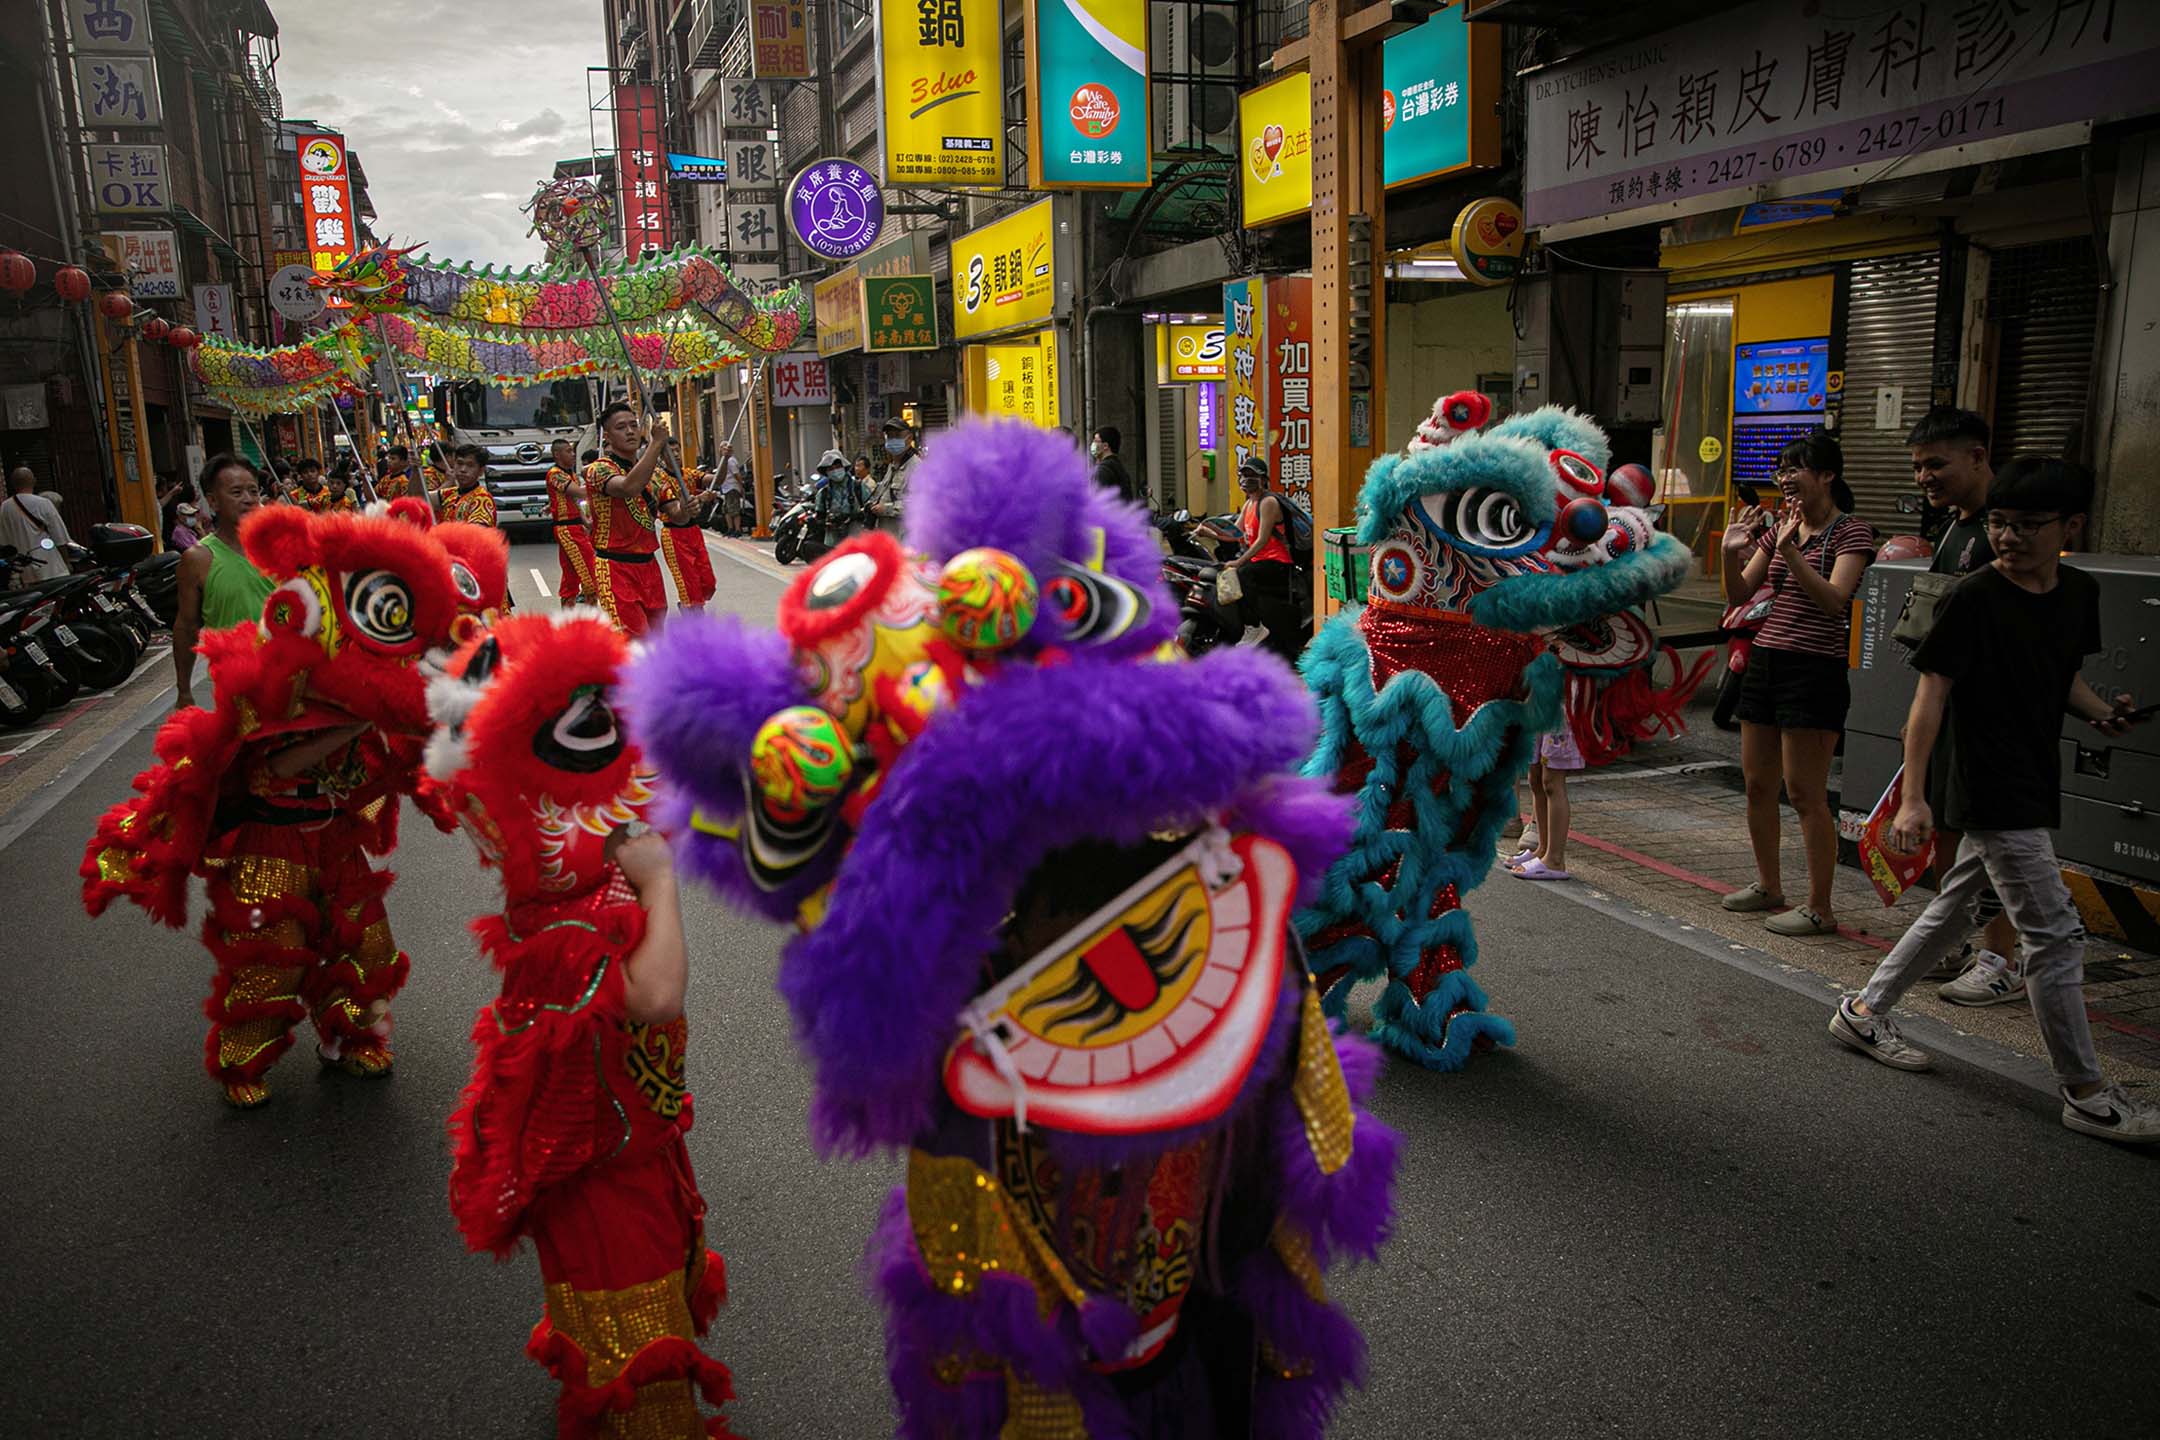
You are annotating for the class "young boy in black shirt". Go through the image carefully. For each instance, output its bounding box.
[1829,458,2156,1144]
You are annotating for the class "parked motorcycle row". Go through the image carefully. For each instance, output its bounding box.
[0,523,172,731]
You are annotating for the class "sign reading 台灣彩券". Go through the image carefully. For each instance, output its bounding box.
[1380,5,1499,189]
[952,198,1067,343]
[1524,0,2160,234]
[1238,72,1313,227]
[768,352,830,407]
[1025,0,1149,190]
[1222,277,1267,475]
[877,0,1003,187]
[864,276,939,352]
[750,0,810,79]
[103,229,179,298]
[813,267,864,357]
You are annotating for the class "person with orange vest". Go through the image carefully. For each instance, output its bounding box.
[655,469,716,614]
[581,403,672,636]
[544,436,595,606]
[438,443,498,528]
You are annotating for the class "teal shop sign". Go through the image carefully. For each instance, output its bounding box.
[1026,1,1150,190]
[1381,7,1490,190]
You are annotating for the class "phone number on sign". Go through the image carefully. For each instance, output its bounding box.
[1697,97,2013,187]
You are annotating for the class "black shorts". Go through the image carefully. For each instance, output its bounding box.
[1735,645,1850,733]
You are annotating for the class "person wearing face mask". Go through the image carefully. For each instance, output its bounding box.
[1089,425,1137,505]
[870,417,920,537]
[813,447,867,546]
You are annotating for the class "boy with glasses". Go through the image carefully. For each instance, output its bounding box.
[1828,458,2156,1144]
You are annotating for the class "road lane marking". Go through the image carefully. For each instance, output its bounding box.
[530,567,552,597]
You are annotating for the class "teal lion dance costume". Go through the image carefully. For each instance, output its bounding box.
[1299,391,1691,1069]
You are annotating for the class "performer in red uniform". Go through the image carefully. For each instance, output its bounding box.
[654,471,716,614]
[546,437,595,606]
[425,613,737,1439]
[581,403,671,636]
[439,442,499,527]
[81,508,465,1106]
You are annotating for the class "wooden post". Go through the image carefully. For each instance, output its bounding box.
[748,362,776,538]
[93,310,160,534]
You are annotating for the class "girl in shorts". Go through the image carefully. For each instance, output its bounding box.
[1717,431,1874,935]
[1509,713,1584,881]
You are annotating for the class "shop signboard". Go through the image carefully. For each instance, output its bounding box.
[103,229,179,298]
[952,197,1065,343]
[88,143,169,214]
[813,266,863,357]
[787,159,885,262]
[979,330,1058,427]
[669,152,728,183]
[731,203,781,258]
[1449,197,1524,285]
[68,0,151,51]
[858,231,930,280]
[614,86,670,257]
[193,283,235,339]
[768,352,830,407]
[1238,72,1313,227]
[720,78,774,135]
[76,54,161,127]
[750,0,811,79]
[1158,321,1225,383]
[1195,379,1219,452]
[877,0,1003,187]
[1025,0,1150,190]
[864,276,939,352]
[1222,277,1267,475]
[1380,5,1499,189]
[1525,0,2160,234]
[1267,276,1314,498]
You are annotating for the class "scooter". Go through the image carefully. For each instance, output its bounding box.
[0,552,86,724]
[772,475,868,566]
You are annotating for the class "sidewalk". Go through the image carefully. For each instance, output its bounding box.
[1532,715,2160,1088]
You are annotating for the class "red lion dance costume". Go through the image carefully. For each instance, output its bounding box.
[424,613,736,1440]
[80,508,467,1107]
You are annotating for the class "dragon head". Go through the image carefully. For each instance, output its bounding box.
[425,612,657,904]
[1355,390,1691,636]
[623,420,1349,1156]
[311,239,419,310]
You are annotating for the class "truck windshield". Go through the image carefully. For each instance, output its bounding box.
[444,380,593,431]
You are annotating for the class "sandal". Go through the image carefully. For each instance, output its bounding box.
[1720,882,1785,913]
[1512,858,1572,881]
[1765,905,1837,937]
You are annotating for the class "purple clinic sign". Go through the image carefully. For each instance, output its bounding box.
[786,158,884,262]
[1524,0,2160,233]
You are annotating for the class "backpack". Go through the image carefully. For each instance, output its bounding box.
[1274,493,1314,569]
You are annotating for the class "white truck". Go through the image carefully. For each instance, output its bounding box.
[432,378,599,535]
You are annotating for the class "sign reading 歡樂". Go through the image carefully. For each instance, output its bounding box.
[787,160,885,262]
[1025,0,1149,190]
[1157,321,1225,383]
[813,266,864,357]
[88,143,169,214]
[1380,6,1499,189]
[614,86,670,257]
[768,352,831,407]
[877,0,1003,187]
[294,131,355,306]
[1524,0,2160,232]
[103,229,179,298]
[76,54,161,127]
[951,197,1065,343]
[863,276,938,352]
[1239,72,1313,228]
[750,0,811,79]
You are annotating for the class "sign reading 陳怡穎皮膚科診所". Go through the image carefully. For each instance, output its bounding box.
[1524,0,2160,233]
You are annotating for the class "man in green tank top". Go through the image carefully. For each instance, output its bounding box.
[174,457,275,709]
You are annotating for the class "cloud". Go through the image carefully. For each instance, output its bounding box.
[272,0,605,266]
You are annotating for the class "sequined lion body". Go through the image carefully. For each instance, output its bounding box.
[1297,394,1693,1070]
[624,420,1399,1437]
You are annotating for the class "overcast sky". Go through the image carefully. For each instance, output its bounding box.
[272,1,607,267]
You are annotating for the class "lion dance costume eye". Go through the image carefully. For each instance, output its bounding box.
[620,417,1400,1436]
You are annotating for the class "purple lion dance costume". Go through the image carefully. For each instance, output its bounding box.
[625,419,1399,1436]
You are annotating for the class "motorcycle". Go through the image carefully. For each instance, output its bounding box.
[1155,511,1314,658]
[0,553,88,724]
[772,474,868,567]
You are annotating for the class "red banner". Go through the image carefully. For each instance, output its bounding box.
[295,130,355,308]
[614,84,670,258]
[1266,275,1313,499]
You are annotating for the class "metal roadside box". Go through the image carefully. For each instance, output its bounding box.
[1845,555,2160,886]
[1323,526,1368,605]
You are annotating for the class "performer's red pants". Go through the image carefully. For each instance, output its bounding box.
[556,521,597,603]
[661,524,716,609]
[594,551,667,637]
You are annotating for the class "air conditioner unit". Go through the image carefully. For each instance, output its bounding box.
[1156,2,1240,156]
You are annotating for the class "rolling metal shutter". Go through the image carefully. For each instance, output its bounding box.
[1839,251,1940,537]
[1986,238,2099,465]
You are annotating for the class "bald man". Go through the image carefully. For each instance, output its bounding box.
[1,467,73,587]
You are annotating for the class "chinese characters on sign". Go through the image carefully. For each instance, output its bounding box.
[1239,72,1314,227]
[1025,0,1149,189]
[88,143,169,214]
[813,266,864,357]
[76,55,160,126]
[951,198,1062,342]
[294,132,355,303]
[751,1,811,80]
[720,78,773,134]
[1268,277,1314,499]
[103,229,179,299]
[768,352,831,406]
[878,0,1003,186]
[69,0,152,51]
[192,283,235,339]
[978,330,1058,427]
[732,203,781,257]
[1525,0,2160,230]
[786,159,886,262]
[1195,380,1219,452]
[1158,321,1225,383]
[1222,277,1267,477]
[1380,8,1498,188]
[863,276,938,352]
[614,86,671,257]
[729,138,777,190]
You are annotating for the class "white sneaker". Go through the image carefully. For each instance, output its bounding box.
[1240,624,1271,647]
[1938,949,2025,1007]
[1925,941,1975,982]
[2061,1084,2160,1145]
[1828,996,1932,1071]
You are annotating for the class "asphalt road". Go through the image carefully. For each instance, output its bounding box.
[1,537,2153,1439]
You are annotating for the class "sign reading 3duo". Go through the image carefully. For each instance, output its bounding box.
[877,0,1003,187]
[1025,0,1149,189]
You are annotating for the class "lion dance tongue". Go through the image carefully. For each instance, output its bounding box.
[622,419,1400,1436]
[1297,392,1691,1070]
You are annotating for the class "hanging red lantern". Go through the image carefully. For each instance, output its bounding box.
[139,314,170,341]
[98,290,134,322]
[53,266,91,303]
[167,326,200,350]
[0,251,34,296]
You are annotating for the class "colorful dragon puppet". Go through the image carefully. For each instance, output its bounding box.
[1298,392,1692,1070]
[622,420,1399,1437]
[81,508,469,1106]
[424,612,735,1440]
